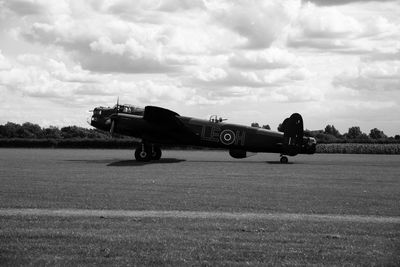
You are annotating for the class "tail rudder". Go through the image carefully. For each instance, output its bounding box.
[282,113,304,156]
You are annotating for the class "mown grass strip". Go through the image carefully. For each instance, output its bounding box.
[1,208,400,224]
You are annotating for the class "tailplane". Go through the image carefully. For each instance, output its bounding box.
[281,113,304,156]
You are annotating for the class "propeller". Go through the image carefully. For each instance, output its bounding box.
[110,120,115,135]
[109,97,120,136]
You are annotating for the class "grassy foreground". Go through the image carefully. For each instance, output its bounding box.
[1,215,399,266]
[0,149,399,265]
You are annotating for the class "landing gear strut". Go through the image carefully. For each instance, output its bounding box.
[280,155,289,164]
[134,143,162,162]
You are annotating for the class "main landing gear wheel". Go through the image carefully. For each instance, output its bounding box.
[151,146,162,160]
[135,145,152,162]
[280,156,289,164]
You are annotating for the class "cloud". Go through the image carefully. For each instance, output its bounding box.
[104,0,206,22]
[271,85,323,102]
[190,47,310,93]
[3,0,45,16]
[0,50,12,70]
[7,0,303,75]
[192,68,294,88]
[363,51,400,62]
[229,48,297,70]
[209,0,300,49]
[45,59,104,83]
[298,5,363,38]
[85,36,181,73]
[157,0,206,12]
[188,65,314,105]
[10,2,179,74]
[0,51,199,108]
[288,3,363,50]
[288,2,400,53]
[333,60,400,91]
[306,0,395,6]
[0,54,109,102]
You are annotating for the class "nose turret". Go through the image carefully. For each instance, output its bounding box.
[89,106,115,131]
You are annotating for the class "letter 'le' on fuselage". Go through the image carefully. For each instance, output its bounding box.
[89,104,316,163]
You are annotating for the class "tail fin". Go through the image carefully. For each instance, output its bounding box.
[282,113,304,156]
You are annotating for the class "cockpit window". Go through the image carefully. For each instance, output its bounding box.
[209,115,227,123]
[117,104,144,116]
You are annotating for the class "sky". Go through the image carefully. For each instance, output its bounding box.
[0,0,399,136]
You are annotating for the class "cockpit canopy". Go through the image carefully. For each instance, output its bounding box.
[93,104,144,117]
[209,115,227,123]
[114,104,144,116]
[90,104,145,130]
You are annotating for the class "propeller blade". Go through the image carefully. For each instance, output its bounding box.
[116,97,119,114]
[110,120,115,135]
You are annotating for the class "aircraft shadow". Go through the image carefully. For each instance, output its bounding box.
[265,161,294,165]
[187,160,295,165]
[108,158,186,166]
[68,159,296,166]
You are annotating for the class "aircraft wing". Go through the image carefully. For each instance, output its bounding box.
[144,106,180,124]
[143,106,198,142]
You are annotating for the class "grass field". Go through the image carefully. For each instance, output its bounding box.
[0,149,399,265]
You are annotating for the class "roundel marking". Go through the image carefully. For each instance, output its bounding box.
[220,129,236,145]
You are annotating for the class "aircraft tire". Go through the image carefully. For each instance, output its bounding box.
[280,156,289,164]
[152,146,162,160]
[135,146,152,162]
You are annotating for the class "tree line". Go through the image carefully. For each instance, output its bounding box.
[1,121,399,143]
[0,122,111,139]
[252,122,399,143]
[306,125,400,143]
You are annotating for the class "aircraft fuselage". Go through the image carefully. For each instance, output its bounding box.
[90,104,316,161]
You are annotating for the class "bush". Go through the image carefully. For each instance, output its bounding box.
[0,138,139,149]
[316,143,400,154]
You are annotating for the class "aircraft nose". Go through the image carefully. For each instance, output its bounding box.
[87,115,99,127]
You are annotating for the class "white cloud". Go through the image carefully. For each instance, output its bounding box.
[288,2,400,54]
[3,0,45,16]
[271,85,323,102]
[334,61,400,91]
[0,50,12,70]
[209,0,300,49]
[229,48,298,70]
[307,0,395,7]
[191,64,312,91]
[299,3,363,38]
[157,0,206,12]
[0,54,109,102]
[194,67,228,82]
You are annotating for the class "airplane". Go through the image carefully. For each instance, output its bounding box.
[89,103,316,163]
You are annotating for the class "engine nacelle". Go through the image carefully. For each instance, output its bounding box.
[229,149,249,159]
[301,137,317,154]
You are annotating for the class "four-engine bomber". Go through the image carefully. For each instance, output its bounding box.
[90,104,316,163]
